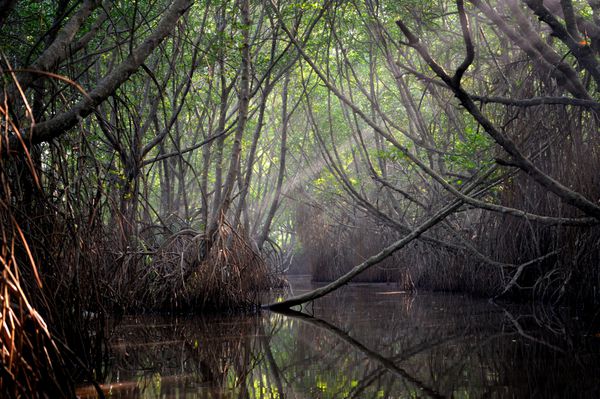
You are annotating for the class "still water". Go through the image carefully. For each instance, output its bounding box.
[77,275,600,398]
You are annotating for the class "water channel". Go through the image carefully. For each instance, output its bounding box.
[76,275,600,398]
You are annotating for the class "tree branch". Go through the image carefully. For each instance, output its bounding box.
[4,0,193,153]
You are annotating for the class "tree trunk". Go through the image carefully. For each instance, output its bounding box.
[208,0,251,238]
[257,72,290,251]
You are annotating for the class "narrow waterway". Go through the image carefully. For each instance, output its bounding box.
[77,275,600,398]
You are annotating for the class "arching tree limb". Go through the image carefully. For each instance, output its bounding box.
[4,0,193,153]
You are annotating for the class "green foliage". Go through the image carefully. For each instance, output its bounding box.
[446,125,493,172]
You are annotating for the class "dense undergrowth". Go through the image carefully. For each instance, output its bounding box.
[0,127,273,396]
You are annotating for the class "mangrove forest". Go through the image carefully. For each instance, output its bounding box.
[2,0,600,397]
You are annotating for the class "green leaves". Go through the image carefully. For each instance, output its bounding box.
[446,124,493,172]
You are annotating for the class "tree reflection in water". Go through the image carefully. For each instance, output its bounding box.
[77,278,600,398]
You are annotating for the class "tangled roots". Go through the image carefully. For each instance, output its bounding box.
[149,219,268,311]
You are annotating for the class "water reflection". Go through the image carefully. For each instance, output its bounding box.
[77,276,600,398]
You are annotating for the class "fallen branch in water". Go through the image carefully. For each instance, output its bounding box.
[267,199,463,310]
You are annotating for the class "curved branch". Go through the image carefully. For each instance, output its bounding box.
[4,0,193,153]
[453,0,475,86]
[472,94,600,109]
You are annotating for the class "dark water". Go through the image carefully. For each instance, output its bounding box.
[77,275,600,398]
